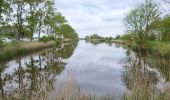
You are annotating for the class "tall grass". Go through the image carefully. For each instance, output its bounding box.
[0,41,56,61]
[147,41,170,57]
[0,70,169,100]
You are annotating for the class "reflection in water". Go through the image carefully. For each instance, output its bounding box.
[0,41,170,99]
[122,49,170,100]
[85,39,113,46]
[0,41,78,99]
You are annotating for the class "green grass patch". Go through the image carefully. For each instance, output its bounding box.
[147,41,170,57]
[39,36,56,42]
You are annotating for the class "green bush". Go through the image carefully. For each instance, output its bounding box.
[120,34,132,40]
[148,33,157,40]
[85,36,90,40]
[147,41,170,57]
[39,36,56,42]
[115,35,121,40]
[90,34,101,39]
[115,34,132,40]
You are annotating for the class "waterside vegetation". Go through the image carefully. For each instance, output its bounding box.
[115,0,170,58]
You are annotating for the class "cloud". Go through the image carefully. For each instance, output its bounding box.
[55,0,141,38]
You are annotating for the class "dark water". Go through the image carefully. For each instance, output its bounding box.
[0,40,170,99]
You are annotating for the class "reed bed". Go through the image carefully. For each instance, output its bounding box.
[0,41,56,61]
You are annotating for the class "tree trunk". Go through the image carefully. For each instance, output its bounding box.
[38,10,42,39]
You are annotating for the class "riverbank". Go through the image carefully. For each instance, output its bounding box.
[147,41,170,58]
[117,39,170,58]
[85,39,126,45]
[0,41,57,61]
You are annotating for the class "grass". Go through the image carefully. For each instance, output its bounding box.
[0,41,57,61]
[118,39,170,57]
[147,41,170,58]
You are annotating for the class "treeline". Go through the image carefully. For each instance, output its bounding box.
[116,0,170,46]
[0,0,78,41]
[85,34,113,43]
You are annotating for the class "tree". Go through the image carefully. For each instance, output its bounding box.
[26,0,43,41]
[124,0,160,45]
[151,15,170,40]
[60,24,78,39]
[43,0,55,36]
[37,1,46,39]
[0,0,11,26]
[12,0,27,40]
[52,13,67,38]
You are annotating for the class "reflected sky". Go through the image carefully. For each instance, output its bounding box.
[0,40,169,99]
[55,0,164,38]
[56,41,127,98]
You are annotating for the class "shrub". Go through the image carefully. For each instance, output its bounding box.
[39,36,56,42]
[85,36,90,40]
[147,41,170,57]
[120,34,132,40]
[90,34,101,39]
[148,33,157,40]
[115,35,121,40]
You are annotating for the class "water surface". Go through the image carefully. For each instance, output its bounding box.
[0,40,170,99]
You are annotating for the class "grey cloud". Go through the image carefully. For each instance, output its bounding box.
[55,0,142,38]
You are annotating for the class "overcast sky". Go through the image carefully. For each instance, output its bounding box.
[55,0,161,38]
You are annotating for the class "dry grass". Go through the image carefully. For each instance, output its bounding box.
[19,41,56,50]
[0,41,56,61]
[47,72,88,100]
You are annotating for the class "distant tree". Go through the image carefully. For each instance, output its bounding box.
[90,34,101,39]
[85,36,90,40]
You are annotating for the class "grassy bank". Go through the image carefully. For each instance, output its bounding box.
[114,37,170,58]
[0,41,57,61]
[119,39,170,58]
[147,41,170,58]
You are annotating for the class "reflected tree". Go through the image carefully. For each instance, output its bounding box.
[0,41,78,99]
[121,50,159,100]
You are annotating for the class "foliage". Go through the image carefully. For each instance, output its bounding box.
[147,41,170,57]
[150,15,170,41]
[0,0,11,25]
[89,34,101,39]
[60,24,78,39]
[115,35,121,40]
[85,36,90,39]
[115,34,132,41]
[0,0,77,41]
[124,0,160,45]
[26,0,43,41]
[85,34,113,43]
[39,36,56,42]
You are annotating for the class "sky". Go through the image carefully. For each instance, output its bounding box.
[55,0,160,38]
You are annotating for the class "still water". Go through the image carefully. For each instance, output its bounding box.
[0,40,170,99]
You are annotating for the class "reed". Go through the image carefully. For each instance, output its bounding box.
[0,41,56,61]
